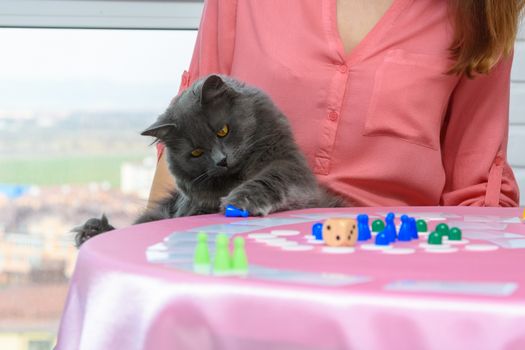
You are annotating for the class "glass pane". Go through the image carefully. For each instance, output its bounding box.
[0,28,197,347]
[28,340,53,350]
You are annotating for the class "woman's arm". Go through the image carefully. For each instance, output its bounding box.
[147,150,176,209]
[440,56,520,206]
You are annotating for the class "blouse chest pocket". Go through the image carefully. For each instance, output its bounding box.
[363,49,459,150]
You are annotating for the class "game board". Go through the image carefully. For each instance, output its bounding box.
[56,206,525,350]
[146,207,525,297]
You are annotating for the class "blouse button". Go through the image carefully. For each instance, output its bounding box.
[338,64,348,73]
[328,111,339,121]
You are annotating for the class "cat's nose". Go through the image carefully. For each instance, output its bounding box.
[216,158,227,167]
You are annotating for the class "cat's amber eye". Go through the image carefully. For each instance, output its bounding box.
[191,149,204,157]
[216,124,229,138]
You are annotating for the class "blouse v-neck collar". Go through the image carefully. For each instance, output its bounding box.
[323,0,414,65]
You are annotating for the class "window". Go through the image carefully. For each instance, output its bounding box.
[0,25,198,348]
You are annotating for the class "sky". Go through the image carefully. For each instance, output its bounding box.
[0,28,197,117]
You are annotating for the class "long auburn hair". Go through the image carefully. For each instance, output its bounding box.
[448,0,525,77]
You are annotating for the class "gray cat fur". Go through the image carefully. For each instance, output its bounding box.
[137,74,344,221]
[74,75,345,246]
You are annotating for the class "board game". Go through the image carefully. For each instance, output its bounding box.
[56,206,525,350]
[146,207,525,298]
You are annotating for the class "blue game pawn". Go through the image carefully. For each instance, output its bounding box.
[409,217,419,239]
[375,230,390,246]
[397,215,412,241]
[357,214,372,241]
[384,212,397,243]
[225,204,249,217]
[312,222,323,240]
[385,225,397,243]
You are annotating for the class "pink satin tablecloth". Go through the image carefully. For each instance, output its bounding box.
[56,207,525,350]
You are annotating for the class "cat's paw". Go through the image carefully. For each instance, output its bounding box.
[221,190,273,217]
[72,214,115,248]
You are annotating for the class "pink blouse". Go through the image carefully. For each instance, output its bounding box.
[168,0,520,207]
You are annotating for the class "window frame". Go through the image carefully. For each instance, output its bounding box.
[0,0,203,30]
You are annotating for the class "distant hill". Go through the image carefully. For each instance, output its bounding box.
[0,110,156,157]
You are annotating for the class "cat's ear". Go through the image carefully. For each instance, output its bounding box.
[100,214,109,226]
[141,119,176,139]
[201,75,232,105]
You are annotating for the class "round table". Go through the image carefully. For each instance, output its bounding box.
[56,207,525,350]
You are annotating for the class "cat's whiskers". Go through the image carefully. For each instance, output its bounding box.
[190,171,209,186]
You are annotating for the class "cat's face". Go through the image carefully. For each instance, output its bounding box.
[142,75,257,185]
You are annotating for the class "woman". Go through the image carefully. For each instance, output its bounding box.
[149,0,524,207]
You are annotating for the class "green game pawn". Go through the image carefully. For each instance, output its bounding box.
[214,233,232,274]
[448,227,462,241]
[232,237,248,273]
[435,223,450,238]
[194,232,210,264]
[428,231,442,245]
[372,219,385,232]
[416,219,428,232]
[193,232,211,274]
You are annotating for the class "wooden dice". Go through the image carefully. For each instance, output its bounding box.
[323,218,358,247]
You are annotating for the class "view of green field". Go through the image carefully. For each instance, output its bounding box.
[0,154,148,187]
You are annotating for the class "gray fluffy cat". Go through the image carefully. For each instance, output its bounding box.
[74,75,345,247]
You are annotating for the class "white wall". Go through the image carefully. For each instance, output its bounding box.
[509,22,525,205]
